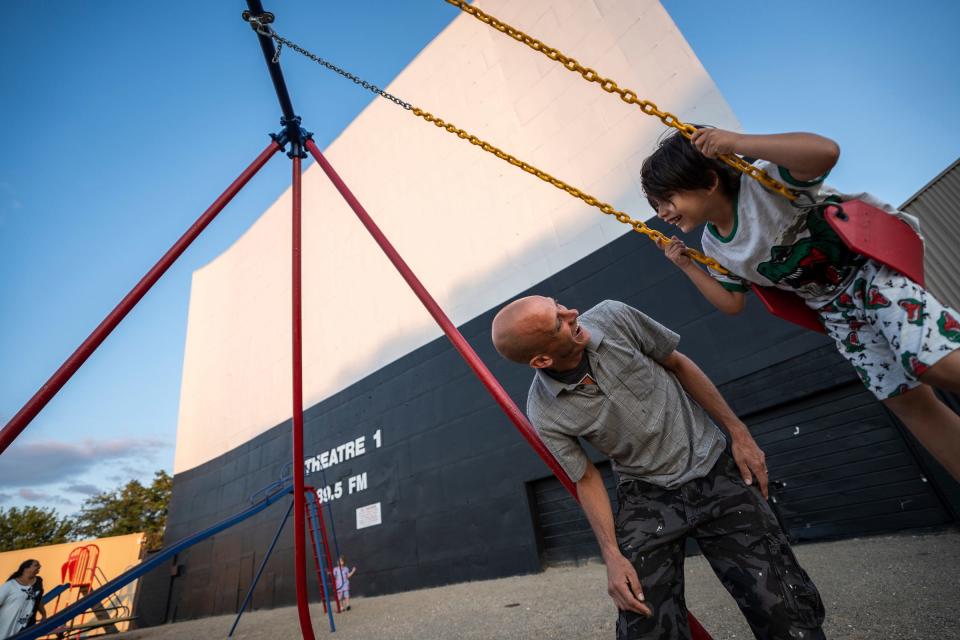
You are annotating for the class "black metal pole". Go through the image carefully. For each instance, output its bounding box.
[245,0,297,124]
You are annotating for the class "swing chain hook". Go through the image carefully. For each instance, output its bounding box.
[241,10,275,37]
[785,190,819,211]
[789,192,850,221]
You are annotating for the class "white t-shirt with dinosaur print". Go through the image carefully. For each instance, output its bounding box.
[701,160,920,309]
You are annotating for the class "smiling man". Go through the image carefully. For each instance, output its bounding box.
[491,297,825,640]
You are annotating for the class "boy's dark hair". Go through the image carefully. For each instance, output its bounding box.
[640,127,741,210]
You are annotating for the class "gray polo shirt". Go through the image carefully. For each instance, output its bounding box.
[526,300,726,488]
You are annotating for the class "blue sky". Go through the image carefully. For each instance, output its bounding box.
[1,1,958,515]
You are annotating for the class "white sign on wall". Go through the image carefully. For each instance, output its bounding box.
[356,502,382,530]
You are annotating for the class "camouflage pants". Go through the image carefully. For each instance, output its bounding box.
[615,453,825,640]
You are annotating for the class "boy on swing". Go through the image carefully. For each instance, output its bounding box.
[641,127,960,480]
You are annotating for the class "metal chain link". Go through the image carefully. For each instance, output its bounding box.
[444,0,798,202]
[410,107,728,273]
[256,22,728,274]
[270,31,413,110]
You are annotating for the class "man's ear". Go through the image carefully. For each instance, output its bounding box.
[529,354,552,369]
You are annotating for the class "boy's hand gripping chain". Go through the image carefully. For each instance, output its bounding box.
[444,0,798,203]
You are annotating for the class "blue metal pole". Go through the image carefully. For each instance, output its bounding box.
[228,498,295,637]
[13,486,293,640]
[306,499,336,632]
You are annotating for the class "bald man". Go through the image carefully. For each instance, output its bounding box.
[492,297,825,640]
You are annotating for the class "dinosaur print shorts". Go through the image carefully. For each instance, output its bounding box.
[817,260,960,399]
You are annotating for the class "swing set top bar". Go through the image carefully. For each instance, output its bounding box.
[243,0,310,156]
[243,1,295,123]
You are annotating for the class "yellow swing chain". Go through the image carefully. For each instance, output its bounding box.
[248,16,728,273]
[444,0,798,204]
[410,109,727,273]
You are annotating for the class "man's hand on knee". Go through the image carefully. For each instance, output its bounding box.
[606,552,652,617]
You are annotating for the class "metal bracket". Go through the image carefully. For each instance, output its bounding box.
[271,116,312,159]
[241,9,275,34]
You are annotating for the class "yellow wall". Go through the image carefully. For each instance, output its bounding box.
[0,533,145,634]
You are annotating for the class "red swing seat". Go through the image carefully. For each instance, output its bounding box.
[824,199,925,286]
[751,199,925,334]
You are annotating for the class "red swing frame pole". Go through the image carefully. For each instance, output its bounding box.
[290,155,316,640]
[243,3,317,634]
[0,141,281,456]
[305,139,576,499]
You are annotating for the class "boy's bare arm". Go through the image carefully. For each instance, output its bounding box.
[659,237,746,315]
[691,129,840,182]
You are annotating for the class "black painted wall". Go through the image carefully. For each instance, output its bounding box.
[136,218,957,626]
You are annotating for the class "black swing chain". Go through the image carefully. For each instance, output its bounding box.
[245,15,413,111]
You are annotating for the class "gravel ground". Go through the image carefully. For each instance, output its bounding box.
[115,530,959,640]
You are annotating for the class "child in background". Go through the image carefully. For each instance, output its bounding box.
[641,126,960,480]
[333,557,356,612]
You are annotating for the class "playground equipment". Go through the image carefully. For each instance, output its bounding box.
[50,544,133,636]
[228,486,341,637]
[11,483,294,640]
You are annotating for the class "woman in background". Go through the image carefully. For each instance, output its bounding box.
[0,559,45,638]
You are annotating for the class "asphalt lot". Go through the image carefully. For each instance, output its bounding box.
[116,530,960,640]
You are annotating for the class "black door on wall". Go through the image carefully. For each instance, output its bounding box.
[529,381,956,567]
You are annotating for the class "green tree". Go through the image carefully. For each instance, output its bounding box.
[74,470,172,550]
[0,505,74,552]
